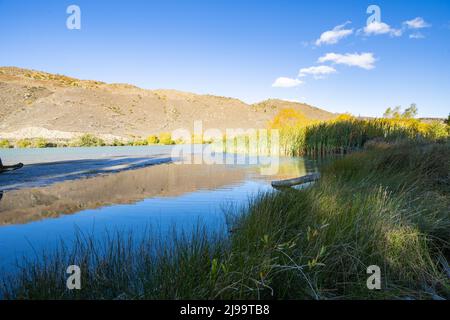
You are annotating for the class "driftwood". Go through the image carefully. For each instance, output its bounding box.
[271,173,321,188]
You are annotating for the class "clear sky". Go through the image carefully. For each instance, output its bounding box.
[0,0,449,117]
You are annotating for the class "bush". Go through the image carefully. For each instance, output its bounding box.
[32,138,51,148]
[112,139,125,147]
[16,139,32,148]
[159,133,174,145]
[74,134,105,147]
[0,139,12,148]
[132,139,148,146]
[425,121,448,140]
[147,135,159,145]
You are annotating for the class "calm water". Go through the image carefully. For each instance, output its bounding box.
[0,146,317,273]
[0,145,177,165]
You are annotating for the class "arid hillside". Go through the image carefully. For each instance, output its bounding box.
[0,67,336,141]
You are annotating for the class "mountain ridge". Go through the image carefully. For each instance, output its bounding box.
[0,67,336,141]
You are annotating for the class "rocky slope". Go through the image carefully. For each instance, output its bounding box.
[0,67,336,141]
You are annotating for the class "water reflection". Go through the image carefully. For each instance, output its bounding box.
[0,158,316,226]
[0,155,318,272]
[0,163,245,225]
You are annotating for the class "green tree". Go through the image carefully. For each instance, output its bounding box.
[402,103,418,119]
[383,107,393,118]
[384,106,402,118]
[444,114,450,126]
[445,114,450,134]
[391,106,402,118]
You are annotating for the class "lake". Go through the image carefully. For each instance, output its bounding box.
[0,146,318,273]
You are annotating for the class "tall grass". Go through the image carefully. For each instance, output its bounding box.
[213,110,448,157]
[273,113,449,156]
[1,141,448,300]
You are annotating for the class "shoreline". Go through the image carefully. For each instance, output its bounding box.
[0,155,173,191]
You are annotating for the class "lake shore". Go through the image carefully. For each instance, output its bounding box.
[0,146,176,191]
[2,140,448,300]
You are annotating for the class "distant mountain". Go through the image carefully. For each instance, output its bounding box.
[0,67,336,141]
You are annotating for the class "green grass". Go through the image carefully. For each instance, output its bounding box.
[1,141,449,300]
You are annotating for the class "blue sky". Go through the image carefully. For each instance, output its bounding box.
[0,0,449,117]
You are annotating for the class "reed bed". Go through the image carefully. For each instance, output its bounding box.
[212,111,448,157]
[277,114,448,157]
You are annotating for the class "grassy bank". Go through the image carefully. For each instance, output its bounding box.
[1,140,448,300]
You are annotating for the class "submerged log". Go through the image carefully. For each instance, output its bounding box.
[271,173,320,188]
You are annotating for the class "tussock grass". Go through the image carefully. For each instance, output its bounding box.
[1,141,449,300]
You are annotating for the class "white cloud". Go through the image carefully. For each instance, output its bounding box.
[404,17,431,29]
[315,22,353,46]
[272,77,303,88]
[299,65,337,79]
[318,53,376,70]
[363,22,402,37]
[409,32,425,39]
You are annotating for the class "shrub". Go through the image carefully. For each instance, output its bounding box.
[425,121,448,140]
[16,139,32,148]
[147,135,159,145]
[112,139,125,147]
[0,139,12,148]
[132,139,148,146]
[32,138,50,148]
[175,139,186,144]
[159,133,174,145]
[74,134,105,147]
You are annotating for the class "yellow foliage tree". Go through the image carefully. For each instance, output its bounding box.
[269,108,310,129]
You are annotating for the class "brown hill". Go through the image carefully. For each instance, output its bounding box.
[0,67,336,141]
